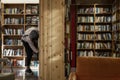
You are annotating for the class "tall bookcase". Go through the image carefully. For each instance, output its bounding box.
[65,20,71,78]
[70,0,120,68]
[1,3,39,68]
[76,4,113,57]
[65,0,71,78]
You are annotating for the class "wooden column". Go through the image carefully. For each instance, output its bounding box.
[39,0,65,80]
[70,5,76,70]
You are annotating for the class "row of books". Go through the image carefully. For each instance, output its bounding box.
[4,5,39,15]
[3,49,23,56]
[78,51,94,57]
[77,42,111,49]
[2,59,25,67]
[4,28,24,35]
[78,51,111,57]
[113,53,120,57]
[65,63,70,77]
[26,16,39,25]
[64,49,70,63]
[95,16,111,22]
[77,33,111,40]
[77,16,94,23]
[77,8,111,14]
[26,5,39,14]
[11,59,24,67]
[2,69,39,77]
[2,59,39,68]
[5,39,22,45]
[4,17,39,25]
[115,33,120,40]
[77,16,111,23]
[77,25,111,31]
[4,18,24,24]
[112,23,120,31]
[112,13,116,22]
[112,23,120,40]
[96,33,111,40]
[115,44,120,52]
[77,8,94,14]
[112,3,120,13]
[4,8,23,14]
[77,34,95,40]
[77,25,94,31]
[112,12,120,22]
[95,8,112,13]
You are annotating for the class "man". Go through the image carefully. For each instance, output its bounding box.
[21,27,39,75]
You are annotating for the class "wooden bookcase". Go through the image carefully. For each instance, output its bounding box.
[65,20,71,78]
[1,3,39,68]
[76,4,113,57]
[70,1,120,66]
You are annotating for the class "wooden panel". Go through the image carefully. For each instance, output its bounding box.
[40,0,65,80]
[70,5,76,68]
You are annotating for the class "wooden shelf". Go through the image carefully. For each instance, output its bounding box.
[77,13,94,16]
[95,13,112,16]
[77,40,94,42]
[3,45,23,49]
[77,22,94,25]
[95,31,112,33]
[3,24,24,26]
[95,49,112,51]
[77,31,94,33]
[3,56,24,59]
[1,3,39,68]
[95,40,112,42]
[75,3,117,57]
[3,14,24,16]
[25,24,38,26]
[95,4,112,7]
[4,66,25,68]
[77,49,94,51]
[25,14,39,16]
[3,35,22,37]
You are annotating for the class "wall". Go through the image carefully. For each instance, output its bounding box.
[1,0,39,3]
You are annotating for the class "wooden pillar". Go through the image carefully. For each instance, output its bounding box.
[70,4,76,70]
[39,0,65,80]
[70,0,76,72]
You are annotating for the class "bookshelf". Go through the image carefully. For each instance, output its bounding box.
[1,3,39,68]
[112,0,120,57]
[25,3,39,30]
[76,4,113,57]
[65,21,71,78]
[65,0,71,78]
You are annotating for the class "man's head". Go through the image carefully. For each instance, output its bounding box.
[29,30,39,40]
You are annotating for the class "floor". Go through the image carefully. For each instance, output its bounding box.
[2,68,39,80]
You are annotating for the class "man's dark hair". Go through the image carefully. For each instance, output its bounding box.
[29,30,39,40]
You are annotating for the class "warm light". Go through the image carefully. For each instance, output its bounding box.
[50,55,61,61]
